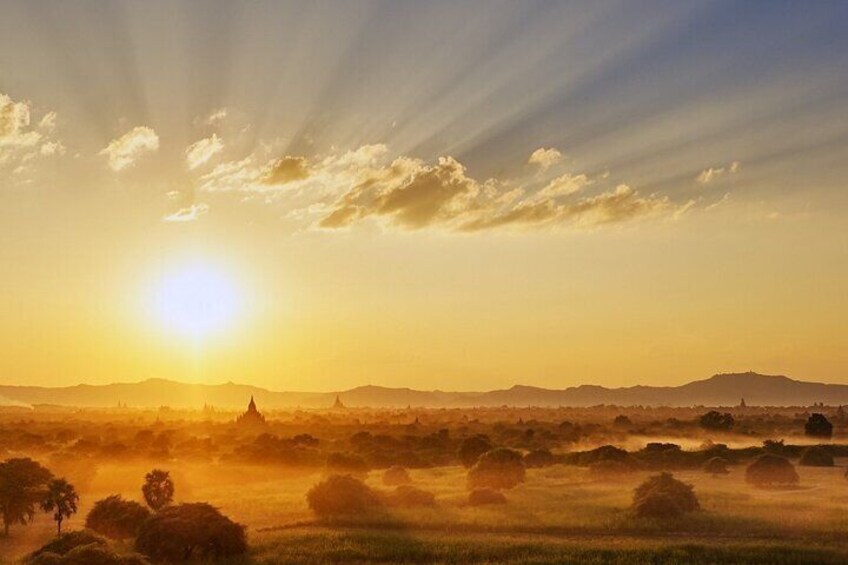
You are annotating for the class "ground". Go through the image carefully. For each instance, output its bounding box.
[3,458,848,563]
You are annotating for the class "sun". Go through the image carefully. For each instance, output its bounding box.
[150,263,240,340]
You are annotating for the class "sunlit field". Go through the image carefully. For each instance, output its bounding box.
[2,406,848,563]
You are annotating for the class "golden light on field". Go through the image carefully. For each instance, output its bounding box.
[148,262,240,341]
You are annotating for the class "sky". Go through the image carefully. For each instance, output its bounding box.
[1,0,847,391]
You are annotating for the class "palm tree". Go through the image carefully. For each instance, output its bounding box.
[40,479,79,536]
[142,469,174,511]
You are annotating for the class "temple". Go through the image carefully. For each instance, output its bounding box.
[235,395,267,426]
[332,395,345,410]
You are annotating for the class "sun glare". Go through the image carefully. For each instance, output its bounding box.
[150,263,240,340]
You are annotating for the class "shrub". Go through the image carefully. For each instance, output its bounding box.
[632,472,699,519]
[458,435,493,468]
[386,485,435,507]
[745,454,799,487]
[799,446,834,467]
[306,474,382,517]
[134,503,246,563]
[467,489,507,506]
[85,495,151,540]
[703,457,730,475]
[467,448,526,491]
[805,413,833,438]
[382,465,412,486]
[523,449,554,469]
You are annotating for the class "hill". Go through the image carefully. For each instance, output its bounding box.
[0,372,846,409]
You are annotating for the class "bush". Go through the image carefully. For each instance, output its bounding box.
[134,503,246,563]
[703,457,730,475]
[467,489,507,506]
[386,485,435,507]
[632,472,699,519]
[523,449,554,469]
[458,435,493,468]
[589,459,636,479]
[30,544,149,565]
[85,495,151,539]
[805,413,833,438]
[467,448,526,491]
[306,474,382,517]
[799,446,834,467]
[745,454,799,487]
[28,530,106,559]
[382,465,412,486]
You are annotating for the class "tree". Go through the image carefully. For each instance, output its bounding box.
[85,494,151,539]
[40,479,79,536]
[804,413,833,438]
[632,472,699,519]
[799,446,834,467]
[458,435,493,468]
[142,469,174,511]
[135,502,246,562]
[0,457,53,536]
[306,474,381,517]
[613,415,632,427]
[699,411,734,431]
[745,454,799,488]
[467,448,526,491]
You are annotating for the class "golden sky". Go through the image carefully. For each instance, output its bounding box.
[1,1,847,391]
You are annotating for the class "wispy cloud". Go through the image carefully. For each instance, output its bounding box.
[163,202,209,222]
[100,126,159,171]
[185,134,224,170]
[696,160,741,184]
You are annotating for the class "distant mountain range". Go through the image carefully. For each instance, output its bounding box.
[0,372,846,409]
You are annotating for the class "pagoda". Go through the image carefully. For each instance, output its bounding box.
[235,396,267,426]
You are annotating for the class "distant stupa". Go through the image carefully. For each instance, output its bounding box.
[235,395,267,426]
[332,395,346,410]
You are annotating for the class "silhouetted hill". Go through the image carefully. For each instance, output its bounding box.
[0,372,845,409]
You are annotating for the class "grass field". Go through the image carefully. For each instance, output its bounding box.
[3,457,848,563]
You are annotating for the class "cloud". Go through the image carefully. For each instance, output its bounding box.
[318,148,686,232]
[528,147,562,170]
[0,93,41,149]
[537,172,590,198]
[197,142,691,233]
[262,156,309,185]
[185,134,223,170]
[706,192,731,211]
[696,160,741,184]
[459,184,676,232]
[100,126,159,171]
[163,203,209,222]
[320,156,481,229]
[199,108,228,127]
[39,141,65,156]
